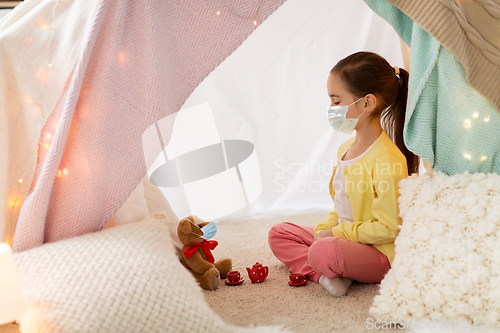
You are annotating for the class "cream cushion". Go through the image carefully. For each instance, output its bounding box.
[371,172,500,322]
[14,213,232,333]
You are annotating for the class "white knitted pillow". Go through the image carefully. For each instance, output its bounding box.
[14,213,232,333]
[371,172,500,323]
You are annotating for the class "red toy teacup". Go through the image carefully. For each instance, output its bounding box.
[225,270,244,285]
[288,273,307,286]
[289,273,305,284]
[227,271,241,283]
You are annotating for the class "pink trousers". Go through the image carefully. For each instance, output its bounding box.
[268,222,390,283]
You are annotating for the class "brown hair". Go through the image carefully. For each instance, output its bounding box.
[331,51,419,175]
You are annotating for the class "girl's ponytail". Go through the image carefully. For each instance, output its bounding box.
[382,68,419,174]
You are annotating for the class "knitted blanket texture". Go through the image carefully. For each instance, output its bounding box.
[388,0,500,112]
[13,213,291,333]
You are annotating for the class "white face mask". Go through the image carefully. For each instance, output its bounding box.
[327,96,364,135]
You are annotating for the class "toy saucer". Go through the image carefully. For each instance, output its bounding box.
[225,278,244,286]
[288,279,307,286]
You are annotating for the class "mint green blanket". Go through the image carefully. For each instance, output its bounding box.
[365,1,500,175]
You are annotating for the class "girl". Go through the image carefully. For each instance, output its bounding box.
[268,52,419,297]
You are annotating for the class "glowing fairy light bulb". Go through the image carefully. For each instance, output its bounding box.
[18,179,23,183]
[463,119,472,129]
[118,52,127,65]
[484,116,490,122]
[46,134,51,139]
[463,153,472,160]
[62,168,69,175]
[44,144,49,149]
[42,25,49,30]
[57,170,62,178]
[253,20,257,25]
[48,63,53,68]
[472,112,479,119]
[216,10,220,15]
[481,156,487,162]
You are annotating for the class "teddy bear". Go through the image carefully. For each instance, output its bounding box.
[177,215,232,290]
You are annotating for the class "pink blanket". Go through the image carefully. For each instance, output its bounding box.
[13,0,285,251]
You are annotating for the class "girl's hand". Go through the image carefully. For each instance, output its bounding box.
[314,229,334,241]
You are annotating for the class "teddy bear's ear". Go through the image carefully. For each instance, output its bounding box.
[178,218,193,235]
[191,215,205,225]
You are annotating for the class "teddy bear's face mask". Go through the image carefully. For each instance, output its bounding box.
[190,220,217,240]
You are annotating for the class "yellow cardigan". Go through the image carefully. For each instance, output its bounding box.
[314,130,408,265]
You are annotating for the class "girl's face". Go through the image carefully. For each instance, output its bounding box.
[326,73,365,119]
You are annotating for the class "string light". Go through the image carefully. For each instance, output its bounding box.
[481,156,487,162]
[6,150,35,244]
[54,168,69,178]
[41,2,59,80]
[37,118,54,148]
[463,153,472,160]
[484,116,490,122]
[463,119,472,129]
[6,150,33,243]
[472,112,479,119]
[6,161,30,243]
[118,52,127,65]
[7,4,62,241]
[216,10,221,15]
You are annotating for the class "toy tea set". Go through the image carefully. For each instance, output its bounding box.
[178,215,307,290]
[225,262,269,285]
[225,264,307,286]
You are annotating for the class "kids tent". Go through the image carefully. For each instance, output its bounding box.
[1,0,500,332]
[2,0,405,249]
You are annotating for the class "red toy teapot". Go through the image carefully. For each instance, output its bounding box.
[246,262,269,283]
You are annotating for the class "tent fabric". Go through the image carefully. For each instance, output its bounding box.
[387,0,500,113]
[0,0,100,246]
[365,1,500,175]
[170,0,407,221]
[10,0,286,252]
[4,0,407,248]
